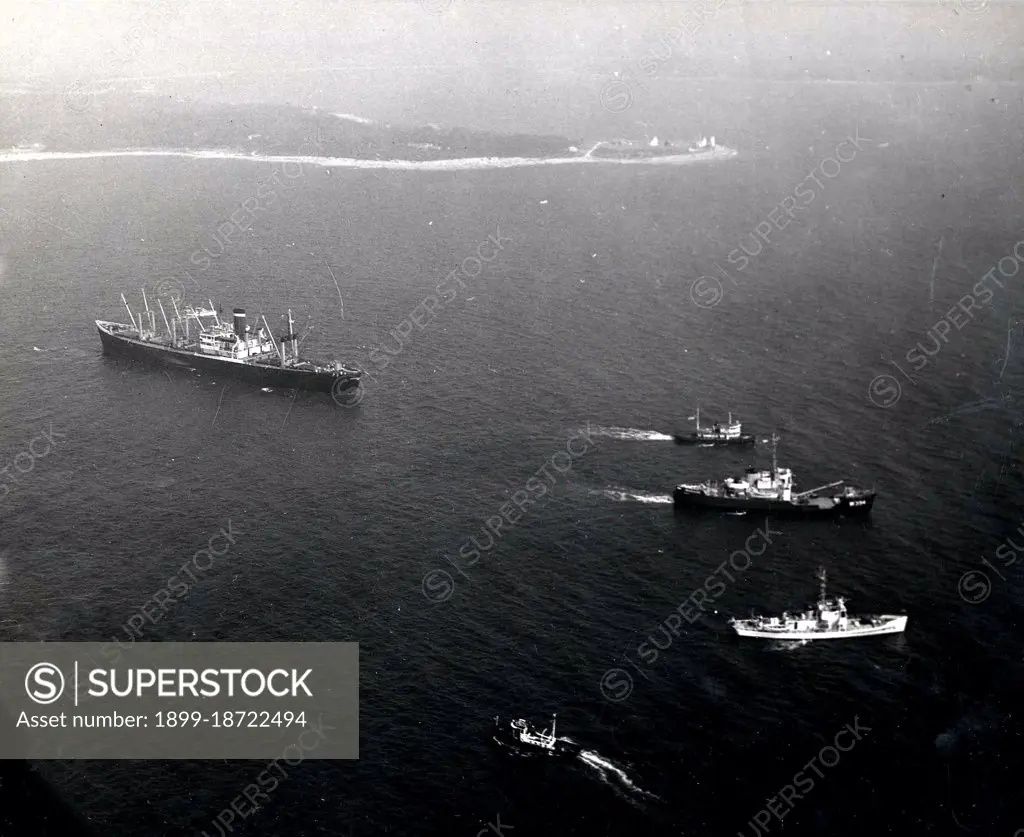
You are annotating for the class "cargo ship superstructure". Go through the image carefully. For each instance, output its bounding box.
[96,292,362,394]
[673,434,875,516]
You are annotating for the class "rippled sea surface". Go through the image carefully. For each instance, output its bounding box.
[1,83,1023,836]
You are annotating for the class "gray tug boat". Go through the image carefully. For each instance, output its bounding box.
[673,434,875,516]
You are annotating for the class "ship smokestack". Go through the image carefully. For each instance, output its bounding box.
[233,308,246,336]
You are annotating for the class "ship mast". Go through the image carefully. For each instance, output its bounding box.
[171,298,186,343]
[286,309,296,363]
[818,567,827,603]
[120,293,137,331]
[695,406,700,431]
[141,288,154,336]
[770,432,779,477]
[157,298,172,340]
[261,314,282,360]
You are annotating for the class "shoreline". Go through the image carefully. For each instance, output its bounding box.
[0,145,738,171]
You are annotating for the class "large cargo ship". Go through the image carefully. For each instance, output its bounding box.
[96,292,362,395]
[673,435,875,517]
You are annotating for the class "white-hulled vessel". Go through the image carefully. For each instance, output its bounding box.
[730,569,907,639]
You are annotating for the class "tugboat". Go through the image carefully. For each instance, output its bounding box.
[673,434,875,516]
[674,407,755,445]
[493,714,572,756]
[730,569,907,639]
[96,291,362,395]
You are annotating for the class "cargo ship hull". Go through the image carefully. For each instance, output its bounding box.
[673,488,875,517]
[97,321,360,394]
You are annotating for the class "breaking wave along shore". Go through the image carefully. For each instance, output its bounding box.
[0,146,737,171]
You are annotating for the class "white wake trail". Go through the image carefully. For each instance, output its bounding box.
[587,426,674,442]
[577,749,660,803]
[594,489,673,504]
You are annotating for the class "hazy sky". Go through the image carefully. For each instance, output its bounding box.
[4,0,1020,80]
[2,0,1021,131]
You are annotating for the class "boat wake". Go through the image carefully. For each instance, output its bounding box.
[595,488,673,504]
[586,426,674,442]
[493,721,658,806]
[770,639,812,651]
[576,749,660,805]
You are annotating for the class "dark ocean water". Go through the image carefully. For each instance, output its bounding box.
[1,82,1024,836]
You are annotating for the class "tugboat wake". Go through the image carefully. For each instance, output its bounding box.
[493,716,658,805]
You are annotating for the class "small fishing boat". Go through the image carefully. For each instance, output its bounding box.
[674,407,754,445]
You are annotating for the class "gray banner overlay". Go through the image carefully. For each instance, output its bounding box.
[0,643,358,759]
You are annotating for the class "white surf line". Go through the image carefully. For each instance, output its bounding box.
[0,146,738,171]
